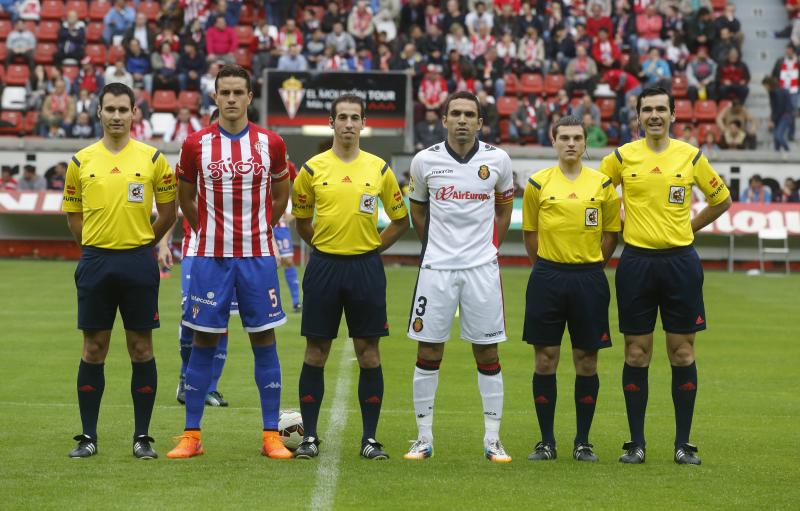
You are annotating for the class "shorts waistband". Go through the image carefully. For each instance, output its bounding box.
[82,243,153,255]
[535,257,604,271]
[312,248,379,260]
[622,244,694,257]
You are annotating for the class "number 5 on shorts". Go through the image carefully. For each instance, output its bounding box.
[269,288,278,307]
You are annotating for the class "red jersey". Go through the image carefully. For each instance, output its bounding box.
[177,122,289,258]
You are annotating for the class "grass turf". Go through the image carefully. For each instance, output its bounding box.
[0,260,797,510]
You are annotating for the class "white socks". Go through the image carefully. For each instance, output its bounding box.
[413,366,439,442]
[478,368,504,444]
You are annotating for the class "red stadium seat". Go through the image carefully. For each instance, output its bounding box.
[0,42,6,61]
[503,73,519,95]
[24,111,39,135]
[139,1,160,21]
[235,25,254,46]
[717,99,733,113]
[0,111,24,135]
[602,122,618,145]
[0,65,4,83]
[671,122,688,139]
[152,90,178,112]
[86,22,104,43]
[597,97,616,121]
[498,118,511,142]
[85,44,107,65]
[4,64,29,85]
[496,96,519,117]
[519,73,543,95]
[62,64,79,82]
[178,90,201,113]
[35,20,61,42]
[40,0,66,20]
[34,43,58,65]
[235,47,252,69]
[698,123,720,144]
[672,75,688,99]
[543,74,565,96]
[674,99,694,122]
[0,19,11,39]
[65,1,89,19]
[710,0,727,12]
[89,1,111,21]
[694,100,718,122]
[107,45,126,65]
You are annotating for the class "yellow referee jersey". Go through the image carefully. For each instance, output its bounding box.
[523,165,621,264]
[599,139,729,249]
[292,149,407,255]
[61,139,176,249]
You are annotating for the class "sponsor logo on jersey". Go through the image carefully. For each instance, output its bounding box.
[342,176,352,183]
[434,185,491,201]
[206,157,268,180]
[669,185,686,204]
[360,194,377,214]
[484,144,496,151]
[568,192,578,199]
[585,207,599,227]
[709,177,719,188]
[412,317,424,332]
[128,182,144,202]
[430,168,454,176]
[478,165,490,180]
[393,191,402,202]
[111,167,121,174]
[650,166,662,174]
[484,330,503,338]
[162,174,173,184]
[297,193,307,204]
[206,291,215,299]
[428,145,441,152]
[66,185,76,195]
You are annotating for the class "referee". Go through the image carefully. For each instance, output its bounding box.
[599,86,731,465]
[62,83,177,459]
[522,115,621,463]
[291,94,409,460]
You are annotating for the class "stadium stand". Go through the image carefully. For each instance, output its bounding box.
[0,0,777,153]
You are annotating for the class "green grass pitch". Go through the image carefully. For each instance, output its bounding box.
[0,259,797,510]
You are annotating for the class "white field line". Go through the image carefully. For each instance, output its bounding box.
[309,341,354,511]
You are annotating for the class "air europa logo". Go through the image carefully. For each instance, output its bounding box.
[434,185,491,201]
[206,157,267,180]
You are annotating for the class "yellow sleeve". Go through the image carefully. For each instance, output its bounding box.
[380,167,408,220]
[522,177,540,231]
[153,151,177,204]
[601,178,622,232]
[291,165,315,218]
[692,152,730,206]
[598,149,623,187]
[61,157,83,212]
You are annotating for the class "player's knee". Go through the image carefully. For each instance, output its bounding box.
[473,343,498,365]
[574,352,598,376]
[624,341,651,366]
[354,338,380,368]
[304,338,332,366]
[534,349,558,374]
[82,342,107,363]
[669,344,695,365]
[418,341,444,361]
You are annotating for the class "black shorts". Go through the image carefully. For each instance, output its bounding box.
[615,245,706,335]
[523,258,612,351]
[75,245,160,331]
[301,249,389,340]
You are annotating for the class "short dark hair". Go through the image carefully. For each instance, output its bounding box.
[99,82,135,108]
[636,86,674,115]
[551,114,587,139]
[330,94,366,119]
[443,91,481,118]
[215,64,252,93]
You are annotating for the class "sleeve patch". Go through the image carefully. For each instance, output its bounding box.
[602,179,613,188]
[302,163,315,176]
[692,149,703,166]
[614,148,623,163]
[528,178,541,189]
[71,156,80,167]
[152,150,161,163]
[380,162,389,175]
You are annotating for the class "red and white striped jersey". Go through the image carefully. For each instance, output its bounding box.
[779,58,799,94]
[181,217,196,257]
[177,122,289,257]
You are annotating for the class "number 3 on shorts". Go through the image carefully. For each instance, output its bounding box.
[269,288,278,307]
[415,296,427,316]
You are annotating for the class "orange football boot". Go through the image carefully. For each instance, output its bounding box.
[167,430,204,459]
[261,431,292,459]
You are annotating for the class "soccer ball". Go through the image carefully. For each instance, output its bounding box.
[278,410,304,451]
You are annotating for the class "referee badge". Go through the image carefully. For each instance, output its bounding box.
[128,182,144,202]
[585,208,599,227]
[412,317,424,332]
[359,194,377,214]
[669,186,686,204]
[478,165,490,180]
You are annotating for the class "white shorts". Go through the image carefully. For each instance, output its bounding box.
[407,261,507,344]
